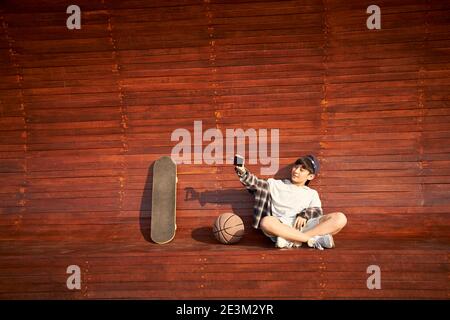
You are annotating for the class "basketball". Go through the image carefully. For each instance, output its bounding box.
[212,213,245,244]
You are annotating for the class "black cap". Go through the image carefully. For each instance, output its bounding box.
[294,155,319,186]
[296,154,320,174]
[305,154,320,174]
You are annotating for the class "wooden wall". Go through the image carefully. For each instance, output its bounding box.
[0,0,449,299]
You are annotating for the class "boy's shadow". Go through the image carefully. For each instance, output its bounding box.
[139,162,292,245]
[188,164,293,247]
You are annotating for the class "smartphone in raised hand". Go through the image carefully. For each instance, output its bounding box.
[234,154,244,167]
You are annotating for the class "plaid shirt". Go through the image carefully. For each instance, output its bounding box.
[236,168,323,229]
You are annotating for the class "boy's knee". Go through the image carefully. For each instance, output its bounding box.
[259,216,278,232]
[333,212,347,229]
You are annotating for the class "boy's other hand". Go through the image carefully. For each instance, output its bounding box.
[235,165,246,175]
[294,216,307,230]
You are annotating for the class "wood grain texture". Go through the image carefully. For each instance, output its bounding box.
[0,0,449,299]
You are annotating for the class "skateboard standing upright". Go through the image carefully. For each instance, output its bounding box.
[151,156,177,244]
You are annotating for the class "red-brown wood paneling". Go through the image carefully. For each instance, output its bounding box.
[0,0,449,299]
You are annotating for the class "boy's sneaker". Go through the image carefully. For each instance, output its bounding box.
[275,237,294,248]
[307,234,335,250]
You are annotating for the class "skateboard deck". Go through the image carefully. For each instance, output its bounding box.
[151,156,177,244]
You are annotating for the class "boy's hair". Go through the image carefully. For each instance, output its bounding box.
[294,155,320,186]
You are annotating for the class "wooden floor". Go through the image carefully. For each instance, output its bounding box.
[1,0,449,299]
[0,233,448,299]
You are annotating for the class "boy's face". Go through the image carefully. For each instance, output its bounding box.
[291,164,315,185]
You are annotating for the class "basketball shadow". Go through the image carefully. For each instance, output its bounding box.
[191,226,217,244]
[191,226,273,248]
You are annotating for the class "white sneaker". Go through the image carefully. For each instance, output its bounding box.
[307,234,335,250]
[275,237,294,248]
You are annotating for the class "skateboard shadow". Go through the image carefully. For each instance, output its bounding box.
[139,163,154,243]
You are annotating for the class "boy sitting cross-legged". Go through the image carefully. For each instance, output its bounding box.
[235,155,347,250]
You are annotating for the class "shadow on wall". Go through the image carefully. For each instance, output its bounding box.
[187,163,294,246]
[273,163,292,180]
[139,161,294,243]
[183,162,292,207]
[139,162,154,243]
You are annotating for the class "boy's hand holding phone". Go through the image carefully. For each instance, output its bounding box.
[235,165,246,175]
[234,154,246,175]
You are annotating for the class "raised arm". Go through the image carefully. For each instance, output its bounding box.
[235,165,269,193]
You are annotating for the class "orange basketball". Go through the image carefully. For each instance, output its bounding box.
[212,213,245,244]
